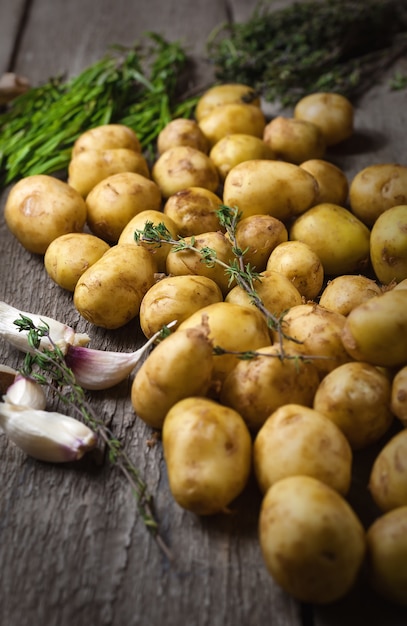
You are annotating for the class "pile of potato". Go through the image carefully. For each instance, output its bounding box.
[4,83,407,606]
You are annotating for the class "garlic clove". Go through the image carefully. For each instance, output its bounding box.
[0,300,90,355]
[0,402,97,463]
[4,374,47,410]
[0,364,17,395]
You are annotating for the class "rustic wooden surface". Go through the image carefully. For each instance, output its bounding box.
[1,1,407,625]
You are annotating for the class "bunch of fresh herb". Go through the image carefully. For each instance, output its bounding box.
[206,0,407,106]
[0,33,198,185]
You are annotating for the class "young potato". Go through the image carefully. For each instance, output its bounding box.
[163,186,223,236]
[341,289,407,367]
[289,203,371,276]
[280,303,351,378]
[195,83,260,122]
[209,133,275,182]
[4,174,87,254]
[162,396,252,515]
[139,275,223,338]
[85,172,162,243]
[220,343,320,431]
[349,164,407,227]
[391,365,407,427]
[44,233,110,291]
[263,116,326,164]
[152,146,219,198]
[177,301,271,390]
[366,506,407,606]
[223,159,319,221]
[118,209,178,273]
[254,404,352,496]
[157,118,209,155]
[71,124,141,156]
[166,231,233,295]
[225,270,302,317]
[300,159,349,205]
[73,244,156,329]
[131,324,214,430]
[313,361,393,450]
[369,429,407,512]
[294,92,354,146]
[319,274,382,316]
[266,240,324,301]
[370,205,407,284]
[198,103,266,147]
[259,476,366,604]
[232,214,288,272]
[68,148,150,198]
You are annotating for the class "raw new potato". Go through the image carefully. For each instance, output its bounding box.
[198,103,266,147]
[266,240,324,300]
[370,205,407,284]
[163,187,223,236]
[152,146,219,198]
[131,325,214,430]
[195,83,261,122]
[259,476,366,604]
[369,429,407,512]
[262,116,326,164]
[299,159,349,206]
[209,133,275,181]
[73,243,156,329]
[44,233,110,292]
[157,118,209,155]
[4,174,87,255]
[391,365,407,427]
[71,123,142,156]
[294,92,354,146]
[253,404,352,495]
[319,274,382,316]
[232,214,288,272]
[162,396,252,515]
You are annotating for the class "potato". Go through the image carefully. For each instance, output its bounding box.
[225,270,302,317]
[319,274,382,316]
[195,83,260,122]
[254,404,352,495]
[157,118,209,155]
[366,506,407,606]
[4,174,87,254]
[68,148,150,198]
[220,343,320,431]
[266,240,324,300]
[162,396,252,515]
[300,159,349,205]
[131,324,214,430]
[139,275,223,338]
[166,231,233,295]
[289,203,371,276]
[294,92,354,146]
[370,205,407,284]
[313,361,393,450]
[259,476,366,604]
[73,243,156,329]
[341,289,407,367]
[152,146,219,198]
[44,233,110,291]
[85,172,162,243]
[231,214,289,273]
[223,159,319,221]
[198,103,266,147]
[163,186,223,236]
[391,365,407,427]
[349,164,407,227]
[262,116,326,164]
[177,301,271,389]
[394,277,407,291]
[118,209,178,273]
[71,124,141,156]
[280,303,351,378]
[369,429,407,512]
[209,133,275,181]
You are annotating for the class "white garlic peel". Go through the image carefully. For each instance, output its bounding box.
[4,374,47,410]
[0,402,97,463]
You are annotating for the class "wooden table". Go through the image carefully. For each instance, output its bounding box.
[1,1,407,624]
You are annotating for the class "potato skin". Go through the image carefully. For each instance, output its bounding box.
[294,92,354,146]
[259,476,366,604]
[266,240,324,300]
[4,174,87,254]
[391,365,407,427]
[195,83,260,122]
[44,233,110,291]
[369,429,407,512]
[370,205,407,284]
[232,214,288,272]
[209,133,275,181]
[300,159,349,205]
[162,396,252,515]
[263,116,326,164]
[131,326,214,430]
[319,274,382,316]
[253,404,352,495]
[72,124,141,156]
[198,103,266,147]
[163,186,223,236]
[152,146,219,198]
[157,118,209,155]
[73,244,156,329]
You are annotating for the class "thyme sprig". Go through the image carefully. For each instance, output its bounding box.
[14,315,172,561]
